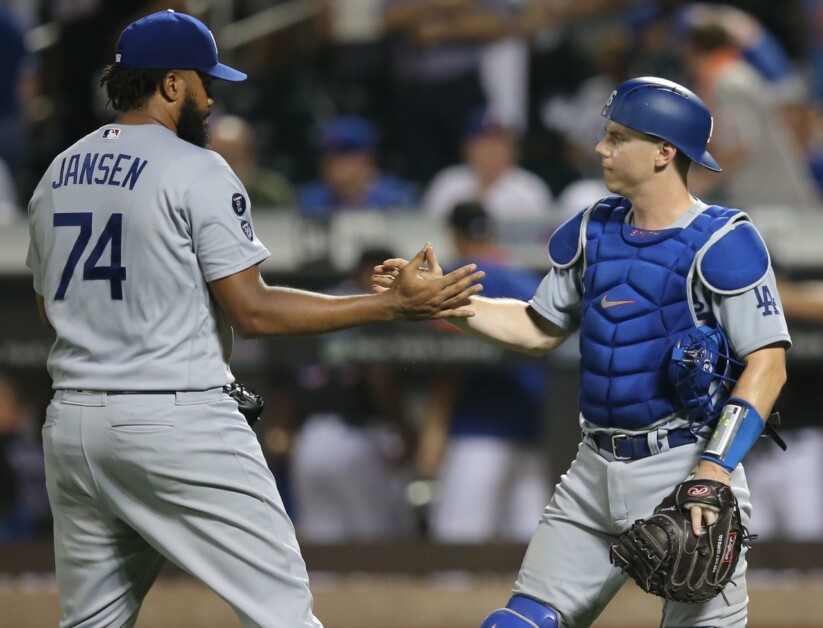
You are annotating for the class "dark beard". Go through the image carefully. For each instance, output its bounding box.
[177,94,209,148]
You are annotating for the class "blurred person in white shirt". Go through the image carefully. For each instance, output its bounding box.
[423,104,555,220]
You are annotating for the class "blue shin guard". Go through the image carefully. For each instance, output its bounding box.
[480,595,560,627]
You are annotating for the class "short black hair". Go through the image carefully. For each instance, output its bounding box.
[356,246,396,270]
[448,201,494,239]
[100,64,169,112]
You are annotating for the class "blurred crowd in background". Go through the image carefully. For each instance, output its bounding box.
[4,0,823,548]
[4,0,823,222]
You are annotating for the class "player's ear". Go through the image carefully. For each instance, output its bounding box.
[655,141,678,168]
[159,70,183,103]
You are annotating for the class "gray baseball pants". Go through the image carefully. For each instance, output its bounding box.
[42,389,322,628]
[512,436,750,628]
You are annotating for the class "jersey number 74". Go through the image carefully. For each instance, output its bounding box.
[53,212,127,300]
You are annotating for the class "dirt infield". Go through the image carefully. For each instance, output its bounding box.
[4,571,822,627]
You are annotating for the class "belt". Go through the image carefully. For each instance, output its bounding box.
[107,390,179,395]
[56,387,230,406]
[64,386,230,395]
[590,427,698,461]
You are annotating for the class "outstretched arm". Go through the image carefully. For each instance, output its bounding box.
[448,296,571,356]
[374,247,571,355]
[211,244,485,338]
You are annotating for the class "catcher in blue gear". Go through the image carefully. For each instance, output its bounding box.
[374,76,790,628]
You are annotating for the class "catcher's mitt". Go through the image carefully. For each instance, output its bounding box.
[227,382,265,427]
[609,479,749,603]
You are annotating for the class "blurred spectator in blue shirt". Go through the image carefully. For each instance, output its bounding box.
[625,1,804,89]
[805,0,823,103]
[297,116,419,218]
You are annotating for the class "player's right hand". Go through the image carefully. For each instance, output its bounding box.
[372,244,442,291]
[382,244,484,320]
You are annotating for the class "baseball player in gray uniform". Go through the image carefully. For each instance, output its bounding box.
[375,77,790,627]
[25,10,484,628]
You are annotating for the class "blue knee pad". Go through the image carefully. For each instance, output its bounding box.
[480,595,560,627]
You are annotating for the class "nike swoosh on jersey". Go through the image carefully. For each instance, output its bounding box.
[600,294,637,309]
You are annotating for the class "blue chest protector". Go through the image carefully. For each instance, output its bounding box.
[551,197,745,429]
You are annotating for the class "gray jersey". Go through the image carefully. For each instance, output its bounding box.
[27,124,269,390]
[529,201,791,357]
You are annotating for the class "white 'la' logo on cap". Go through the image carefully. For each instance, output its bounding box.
[209,30,218,53]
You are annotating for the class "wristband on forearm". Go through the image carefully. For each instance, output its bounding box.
[701,397,765,472]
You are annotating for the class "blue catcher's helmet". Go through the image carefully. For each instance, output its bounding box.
[669,325,743,431]
[601,76,721,171]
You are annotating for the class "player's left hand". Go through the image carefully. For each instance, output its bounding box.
[372,246,444,293]
[689,459,732,534]
[372,260,407,293]
[382,244,483,320]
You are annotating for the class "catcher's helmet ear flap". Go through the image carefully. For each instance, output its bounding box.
[669,325,743,430]
[602,76,721,171]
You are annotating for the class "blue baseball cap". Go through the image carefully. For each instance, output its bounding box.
[463,105,508,141]
[115,10,247,82]
[319,116,377,154]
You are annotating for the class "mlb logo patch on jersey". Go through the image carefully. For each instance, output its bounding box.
[101,128,121,140]
[240,220,254,241]
[232,193,247,216]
